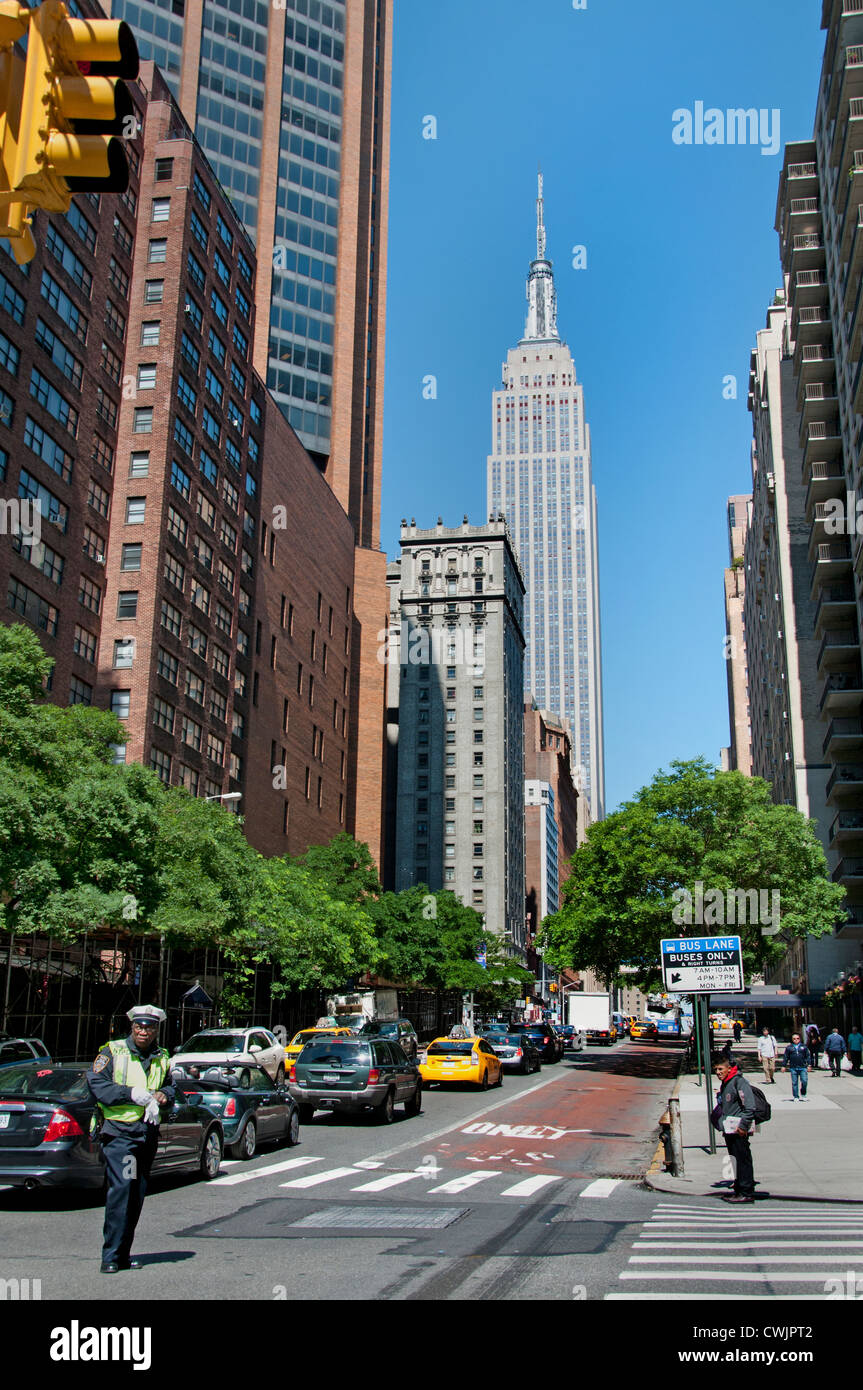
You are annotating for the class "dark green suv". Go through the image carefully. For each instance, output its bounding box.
[288,1036,422,1124]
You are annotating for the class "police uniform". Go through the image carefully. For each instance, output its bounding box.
[86,1005,175,1272]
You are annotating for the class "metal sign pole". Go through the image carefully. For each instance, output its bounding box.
[701,994,716,1154]
[692,993,702,1087]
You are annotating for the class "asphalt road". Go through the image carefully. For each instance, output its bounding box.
[0,1040,688,1302]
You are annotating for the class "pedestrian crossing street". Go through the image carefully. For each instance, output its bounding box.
[607,1202,863,1299]
[214,1154,624,1202]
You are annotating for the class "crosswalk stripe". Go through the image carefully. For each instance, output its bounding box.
[638,1240,863,1248]
[607,1292,828,1301]
[631,1253,863,1264]
[580,1178,620,1199]
[280,1166,359,1189]
[215,1155,323,1186]
[428,1171,502,1194]
[500,1174,563,1197]
[351,1171,424,1193]
[619,1270,852,1282]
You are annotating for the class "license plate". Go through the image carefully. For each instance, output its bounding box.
[0,1114,9,1128]
[322,1071,339,1081]
[443,1062,456,1068]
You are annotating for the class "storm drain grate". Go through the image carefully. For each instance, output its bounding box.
[290,1205,468,1230]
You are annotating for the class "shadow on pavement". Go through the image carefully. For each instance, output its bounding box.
[562,1043,685,1081]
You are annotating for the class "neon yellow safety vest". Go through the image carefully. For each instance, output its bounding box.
[96,1039,171,1125]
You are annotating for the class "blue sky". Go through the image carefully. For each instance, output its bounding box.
[381,0,819,815]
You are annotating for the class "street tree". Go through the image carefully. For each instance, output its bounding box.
[538,758,846,991]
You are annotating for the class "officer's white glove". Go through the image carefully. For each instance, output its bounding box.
[130,1086,153,1106]
[143,1099,160,1124]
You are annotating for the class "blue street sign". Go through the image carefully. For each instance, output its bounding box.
[659,936,744,993]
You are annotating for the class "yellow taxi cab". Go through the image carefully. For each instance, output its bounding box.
[629,1019,659,1041]
[419,1035,503,1089]
[709,1014,734,1037]
[284,1026,354,1066]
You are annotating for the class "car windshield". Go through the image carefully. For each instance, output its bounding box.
[427,1041,476,1056]
[301,1043,370,1065]
[291,1030,329,1046]
[177,1032,246,1054]
[502,1035,524,1046]
[373,1023,399,1037]
[175,1065,271,1092]
[0,1065,89,1100]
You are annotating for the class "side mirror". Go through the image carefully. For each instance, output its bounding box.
[249,1044,261,1053]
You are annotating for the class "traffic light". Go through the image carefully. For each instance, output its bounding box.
[0,0,139,264]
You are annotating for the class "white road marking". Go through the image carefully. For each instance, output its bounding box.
[280,1166,359,1189]
[580,1178,620,1199]
[619,1270,856,1281]
[215,1156,323,1186]
[351,1171,424,1193]
[607,1292,828,1300]
[500,1174,563,1197]
[352,1160,384,1170]
[631,1253,863,1264]
[428,1170,502,1194]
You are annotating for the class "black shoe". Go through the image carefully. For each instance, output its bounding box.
[723,1194,755,1203]
[100,1262,120,1274]
[118,1258,142,1270]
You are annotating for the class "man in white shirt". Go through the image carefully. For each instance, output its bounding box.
[757,1026,779,1083]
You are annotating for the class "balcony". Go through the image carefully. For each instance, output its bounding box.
[799,383,839,435]
[797,342,836,390]
[803,419,843,472]
[828,46,863,125]
[829,808,863,842]
[809,499,844,554]
[825,759,863,796]
[845,204,863,309]
[795,268,828,307]
[817,625,860,671]
[823,717,863,757]
[819,664,862,712]
[805,460,845,515]
[837,904,863,939]
[789,231,825,277]
[815,579,857,634]
[812,542,853,603]
[833,857,863,884]
[794,303,831,343]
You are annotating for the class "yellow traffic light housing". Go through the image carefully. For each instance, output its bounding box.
[0,0,139,264]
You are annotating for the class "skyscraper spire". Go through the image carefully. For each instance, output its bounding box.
[522,170,558,343]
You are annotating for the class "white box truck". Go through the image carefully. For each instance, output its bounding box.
[567,991,616,1045]
[324,989,399,1032]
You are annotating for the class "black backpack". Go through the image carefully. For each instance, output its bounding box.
[745,1083,772,1124]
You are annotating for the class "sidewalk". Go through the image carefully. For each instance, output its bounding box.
[646,1043,863,1202]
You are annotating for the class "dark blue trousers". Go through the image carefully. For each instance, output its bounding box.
[100,1129,159,1265]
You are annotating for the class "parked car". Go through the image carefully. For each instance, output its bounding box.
[0,1062,224,1189]
[509,1022,563,1062]
[0,1038,51,1070]
[288,1035,422,1124]
[171,1027,286,1084]
[420,1036,503,1088]
[558,1024,586,1052]
[612,1013,630,1037]
[487,1033,541,1075]
[170,1062,299,1159]
[284,1027,354,1069]
[358,1018,420,1060]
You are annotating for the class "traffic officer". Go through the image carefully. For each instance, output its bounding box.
[86,1004,175,1273]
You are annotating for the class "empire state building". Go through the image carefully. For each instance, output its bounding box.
[487,176,605,818]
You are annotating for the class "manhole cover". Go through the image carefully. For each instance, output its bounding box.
[290,1205,468,1230]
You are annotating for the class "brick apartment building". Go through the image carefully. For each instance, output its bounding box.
[523,702,582,1000]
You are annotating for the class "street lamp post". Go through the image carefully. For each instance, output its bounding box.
[204,792,242,803]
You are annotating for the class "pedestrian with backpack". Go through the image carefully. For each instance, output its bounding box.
[807,1024,821,1070]
[712,1056,763,1203]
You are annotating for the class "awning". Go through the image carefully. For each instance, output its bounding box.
[706,992,822,1009]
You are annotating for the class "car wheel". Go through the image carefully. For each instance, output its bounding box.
[377,1089,396,1124]
[405,1081,422,1117]
[237,1117,256,1160]
[481,1070,490,1090]
[495,1067,503,1087]
[200,1127,222,1180]
[286,1109,300,1146]
[275,1064,285,1085]
[297,1104,315,1125]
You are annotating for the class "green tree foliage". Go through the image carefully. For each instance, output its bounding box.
[539,758,847,991]
[291,833,382,905]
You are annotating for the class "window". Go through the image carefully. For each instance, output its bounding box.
[177,374,197,412]
[137,363,157,390]
[188,624,207,657]
[45,224,92,295]
[34,320,80,387]
[86,477,110,517]
[197,492,216,530]
[1,271,26,325]
[73,625,97,663]
[8,576,58,635]
[18,470,67,531]
[155,157,174,181]
[166,507,187,545]
[473,774,484,788]
[187,252,206,289]
[210,289,228,325]
[95,387,118,429]
[140,321,160,353]
[174,417,194,456]
[180,332,200,372]
[195,536,213,570]
[217,559,234,594]
[113,638,135,669]
[209,689,227,723]
[157,647,178,684]
[220,517,237,551]
[182,715,202,751]
[184,296,202,330]
[214,602,232,636]
[474,686,484,699]
[238,250,252,284]
[474,707,483,721]
[191,581,210,615]
[179,765,199,796]
[14,533,64,585]
[473,867,484,881]
[190,210,208,250]
[193,171,211,212]
[116,591,138,620]
[111,690,131,719]
[233,324,248,359]
[164,552,185,590]
[233,710,245,739]
[148,239,167,264]
[474,730,483,744]
[223,478,239,512]
[133,407,152,433]
[144,279,164,304]
[202,407,220,443]
[152,198,171,223]
[185,670,205,704]
[121,543,142,570]
[160,599,181,637]
[213,645,230,679]
[205,366,223,405]
[129,451,149,478]
[207,732,224,765]
[150,747,171,783]
[171,460,191,499]
[208,327,226,365]
[234,285,250,320]
[125,496,146,525]
[216,212,233,250]
[69,676,93,706]
[29,368,78,435]
[225,436,241,471]
[92,435,114,475]
[214,250,231,287]
[40,270,87,341]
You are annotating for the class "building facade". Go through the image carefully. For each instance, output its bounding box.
[386,518,527,956]
[723,493,752,774]
[487,175,604,819]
